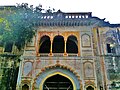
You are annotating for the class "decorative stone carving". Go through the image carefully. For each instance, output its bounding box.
[81,34,91,47]
[23,62,33,76]
[84,62,94,78]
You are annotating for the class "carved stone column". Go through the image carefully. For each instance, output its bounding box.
[49,38,53,56]
[64,38,68,56]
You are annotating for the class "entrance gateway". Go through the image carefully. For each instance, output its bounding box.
[16,11,113,90]
[43,74,73,90]
[34,67,80,90]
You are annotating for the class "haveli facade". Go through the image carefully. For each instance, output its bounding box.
[16,11,120,90]
[0,7,120,90]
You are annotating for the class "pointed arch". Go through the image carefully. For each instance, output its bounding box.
[33,65,81,90]
[43,73,73,90]
[86,86,94,90]
[22,84,29,90]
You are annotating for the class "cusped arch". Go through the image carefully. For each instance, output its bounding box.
[85,81,96,90]
[33,64,81,90]
[39,35,51,53]
[41,72,74,90]
[67,35,78,53]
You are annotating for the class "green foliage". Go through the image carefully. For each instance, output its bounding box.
[0,56,19,90]
[0,3,44,50]
[106,57,120,80]
[0,3,56,90]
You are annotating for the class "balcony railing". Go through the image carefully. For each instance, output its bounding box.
[39,53,78,57]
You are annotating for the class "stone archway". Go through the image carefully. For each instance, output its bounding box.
[86,86,94,90]
[22,84,29,90]
[33,67,80,90]
[43,74,73,90]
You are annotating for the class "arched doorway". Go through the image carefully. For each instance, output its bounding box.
[86,86,94,90]
[43,74,73,90]
[39,36,51,53]
[35,68,80,90]
[66,35,78,53]
[52,35,64,53]
[22,84,29,90]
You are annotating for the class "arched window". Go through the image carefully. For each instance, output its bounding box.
[86,86,94,90]
[81,34,91,47]
[43,74,73,90]
[39,36,51,53]
[52,35,64,53]
[66,35,78,53]
[22,84,29,90]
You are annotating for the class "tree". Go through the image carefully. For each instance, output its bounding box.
[0,3,56,90]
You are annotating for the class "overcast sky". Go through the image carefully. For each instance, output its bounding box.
[0,0,120,24]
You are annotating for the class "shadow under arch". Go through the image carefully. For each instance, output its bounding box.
[85,81,96,90]
[22,84,29,90]
[39,35,51,53]
[42,72,74,90]
[33,67,80,90]
[66,35,78,53]
[86,85,95,90]
[52,35,64,53]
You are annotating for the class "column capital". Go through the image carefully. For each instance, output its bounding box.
[50,38,53,42]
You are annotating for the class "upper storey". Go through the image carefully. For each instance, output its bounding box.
[0,6,120,27]
[33,10,119,27]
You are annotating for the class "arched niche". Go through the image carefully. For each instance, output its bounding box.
[23,61,32,76]
[39,35,51,53]
[52,35,64,53]
[22,84,29,90]
[84,62,94,78]
[66,35,78,53]
[81,34,91,47]
[33,67,80,90]
[43,74,73,90]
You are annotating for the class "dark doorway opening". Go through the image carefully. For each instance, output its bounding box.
[43,74,73,90]
[106,44,111,53]
[66,35,78,53]
[52,35,64,53]
[86,86,94,90]
[39,36,51,53]
[22,84,29,90]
